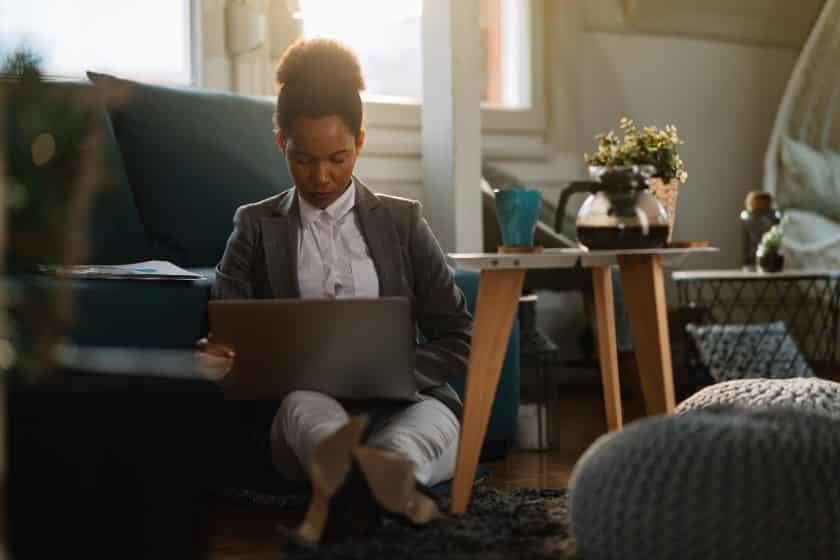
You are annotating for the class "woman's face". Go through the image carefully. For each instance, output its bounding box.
[276,115,365,209]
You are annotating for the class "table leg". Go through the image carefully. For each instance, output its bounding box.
[591,266,623,431]
[450,269,525,515]
[618,254,676,415]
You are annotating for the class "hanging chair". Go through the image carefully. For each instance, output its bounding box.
[764,0,840,268]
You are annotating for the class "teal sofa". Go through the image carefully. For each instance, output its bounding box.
[19,73,520,459]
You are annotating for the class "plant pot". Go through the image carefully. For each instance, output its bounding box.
[648,177,679,243]
[757,251,784,273]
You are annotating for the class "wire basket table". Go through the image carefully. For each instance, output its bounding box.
[673,269,840,374]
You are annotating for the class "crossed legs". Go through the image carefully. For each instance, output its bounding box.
[269,390,460,486]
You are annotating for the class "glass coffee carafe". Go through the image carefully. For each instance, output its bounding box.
[557,165,670,250]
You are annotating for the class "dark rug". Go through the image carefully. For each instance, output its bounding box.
[221,486,580,559]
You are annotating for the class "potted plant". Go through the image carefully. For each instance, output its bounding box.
[756,222,785,273]
[585,118,688,242]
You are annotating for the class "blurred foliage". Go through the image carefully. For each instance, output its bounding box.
[2,48,105,378]
[3,48,43,77]
[4,48,101,270]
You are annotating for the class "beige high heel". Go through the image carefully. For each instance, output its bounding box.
[351,447,447,525]
[291,415,369,544]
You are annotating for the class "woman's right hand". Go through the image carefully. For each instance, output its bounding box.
[194,334,235,380]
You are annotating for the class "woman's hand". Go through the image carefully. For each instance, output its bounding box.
[194,334,235,381]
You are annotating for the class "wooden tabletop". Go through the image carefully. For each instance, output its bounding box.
[450,246,719,270]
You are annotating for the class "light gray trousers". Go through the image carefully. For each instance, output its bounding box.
[269,390,460,486]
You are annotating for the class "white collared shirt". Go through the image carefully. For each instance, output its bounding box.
[296,180,380,299]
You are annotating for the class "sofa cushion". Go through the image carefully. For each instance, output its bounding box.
[0,80,151,265]
[87,72,293,267]
[86,97,156,263]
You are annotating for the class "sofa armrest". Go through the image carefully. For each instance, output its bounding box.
[16,271,214,350]
[69,278,212,349]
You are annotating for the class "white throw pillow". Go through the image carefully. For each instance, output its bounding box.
[778,136,840,222]
[685,322,814,383]
[781,208,840,268]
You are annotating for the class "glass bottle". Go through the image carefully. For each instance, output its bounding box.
[740,191,781,270]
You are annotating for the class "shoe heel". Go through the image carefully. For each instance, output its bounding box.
[282,415,369,544]
[352,447,446,525]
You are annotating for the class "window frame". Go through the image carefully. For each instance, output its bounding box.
[189,0,202,87]
[361,0,547,134]
[1,0,198,86]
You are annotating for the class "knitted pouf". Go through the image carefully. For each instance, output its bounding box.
[676,377,840,419]
[569,407,840,560]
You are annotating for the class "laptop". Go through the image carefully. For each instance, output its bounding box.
[207,297,418,401]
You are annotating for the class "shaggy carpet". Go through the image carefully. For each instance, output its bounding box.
[221,486,579,559]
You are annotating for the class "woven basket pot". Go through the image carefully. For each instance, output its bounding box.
[648,177,679,242]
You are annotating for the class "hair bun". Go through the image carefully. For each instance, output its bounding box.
[275,38,365,93]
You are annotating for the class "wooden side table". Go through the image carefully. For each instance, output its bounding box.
[448,247,717,514]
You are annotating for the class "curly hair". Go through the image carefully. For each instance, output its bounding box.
[273,38,365,136]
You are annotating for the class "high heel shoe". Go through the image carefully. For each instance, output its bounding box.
[352,446,447,525]
[288,415,369,545]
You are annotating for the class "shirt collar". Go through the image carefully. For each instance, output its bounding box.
[297,178,356,227]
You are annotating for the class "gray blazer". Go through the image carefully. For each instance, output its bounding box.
[212,177,472,415]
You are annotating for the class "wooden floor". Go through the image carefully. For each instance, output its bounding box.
[209,386,636,559]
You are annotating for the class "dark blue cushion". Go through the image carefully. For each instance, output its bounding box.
[0,80,152,265]
[87,72,293,267]
[86,97,155,263]
[65,269,214,350]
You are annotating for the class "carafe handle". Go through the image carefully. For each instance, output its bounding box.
[554,181,600,233]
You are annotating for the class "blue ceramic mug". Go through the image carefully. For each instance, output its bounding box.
[494,188,541,247]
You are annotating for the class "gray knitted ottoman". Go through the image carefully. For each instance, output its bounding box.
[569,407,840,560]
[676,377,840,418]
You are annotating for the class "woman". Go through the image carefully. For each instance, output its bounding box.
[205,39,472,542]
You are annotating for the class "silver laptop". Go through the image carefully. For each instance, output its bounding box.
[208,297,418,401]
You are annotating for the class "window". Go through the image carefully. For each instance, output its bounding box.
[0,0,194,85]
[480,0,531,109]
[297,0,532,108]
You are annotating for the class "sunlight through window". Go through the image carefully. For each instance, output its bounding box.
[297,0,530,108]
[0,0,193,85]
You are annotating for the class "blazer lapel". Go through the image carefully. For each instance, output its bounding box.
[354,177,404,297]
[261,189,300,298]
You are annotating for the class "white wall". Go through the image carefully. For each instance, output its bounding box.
[531,8,802,351]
